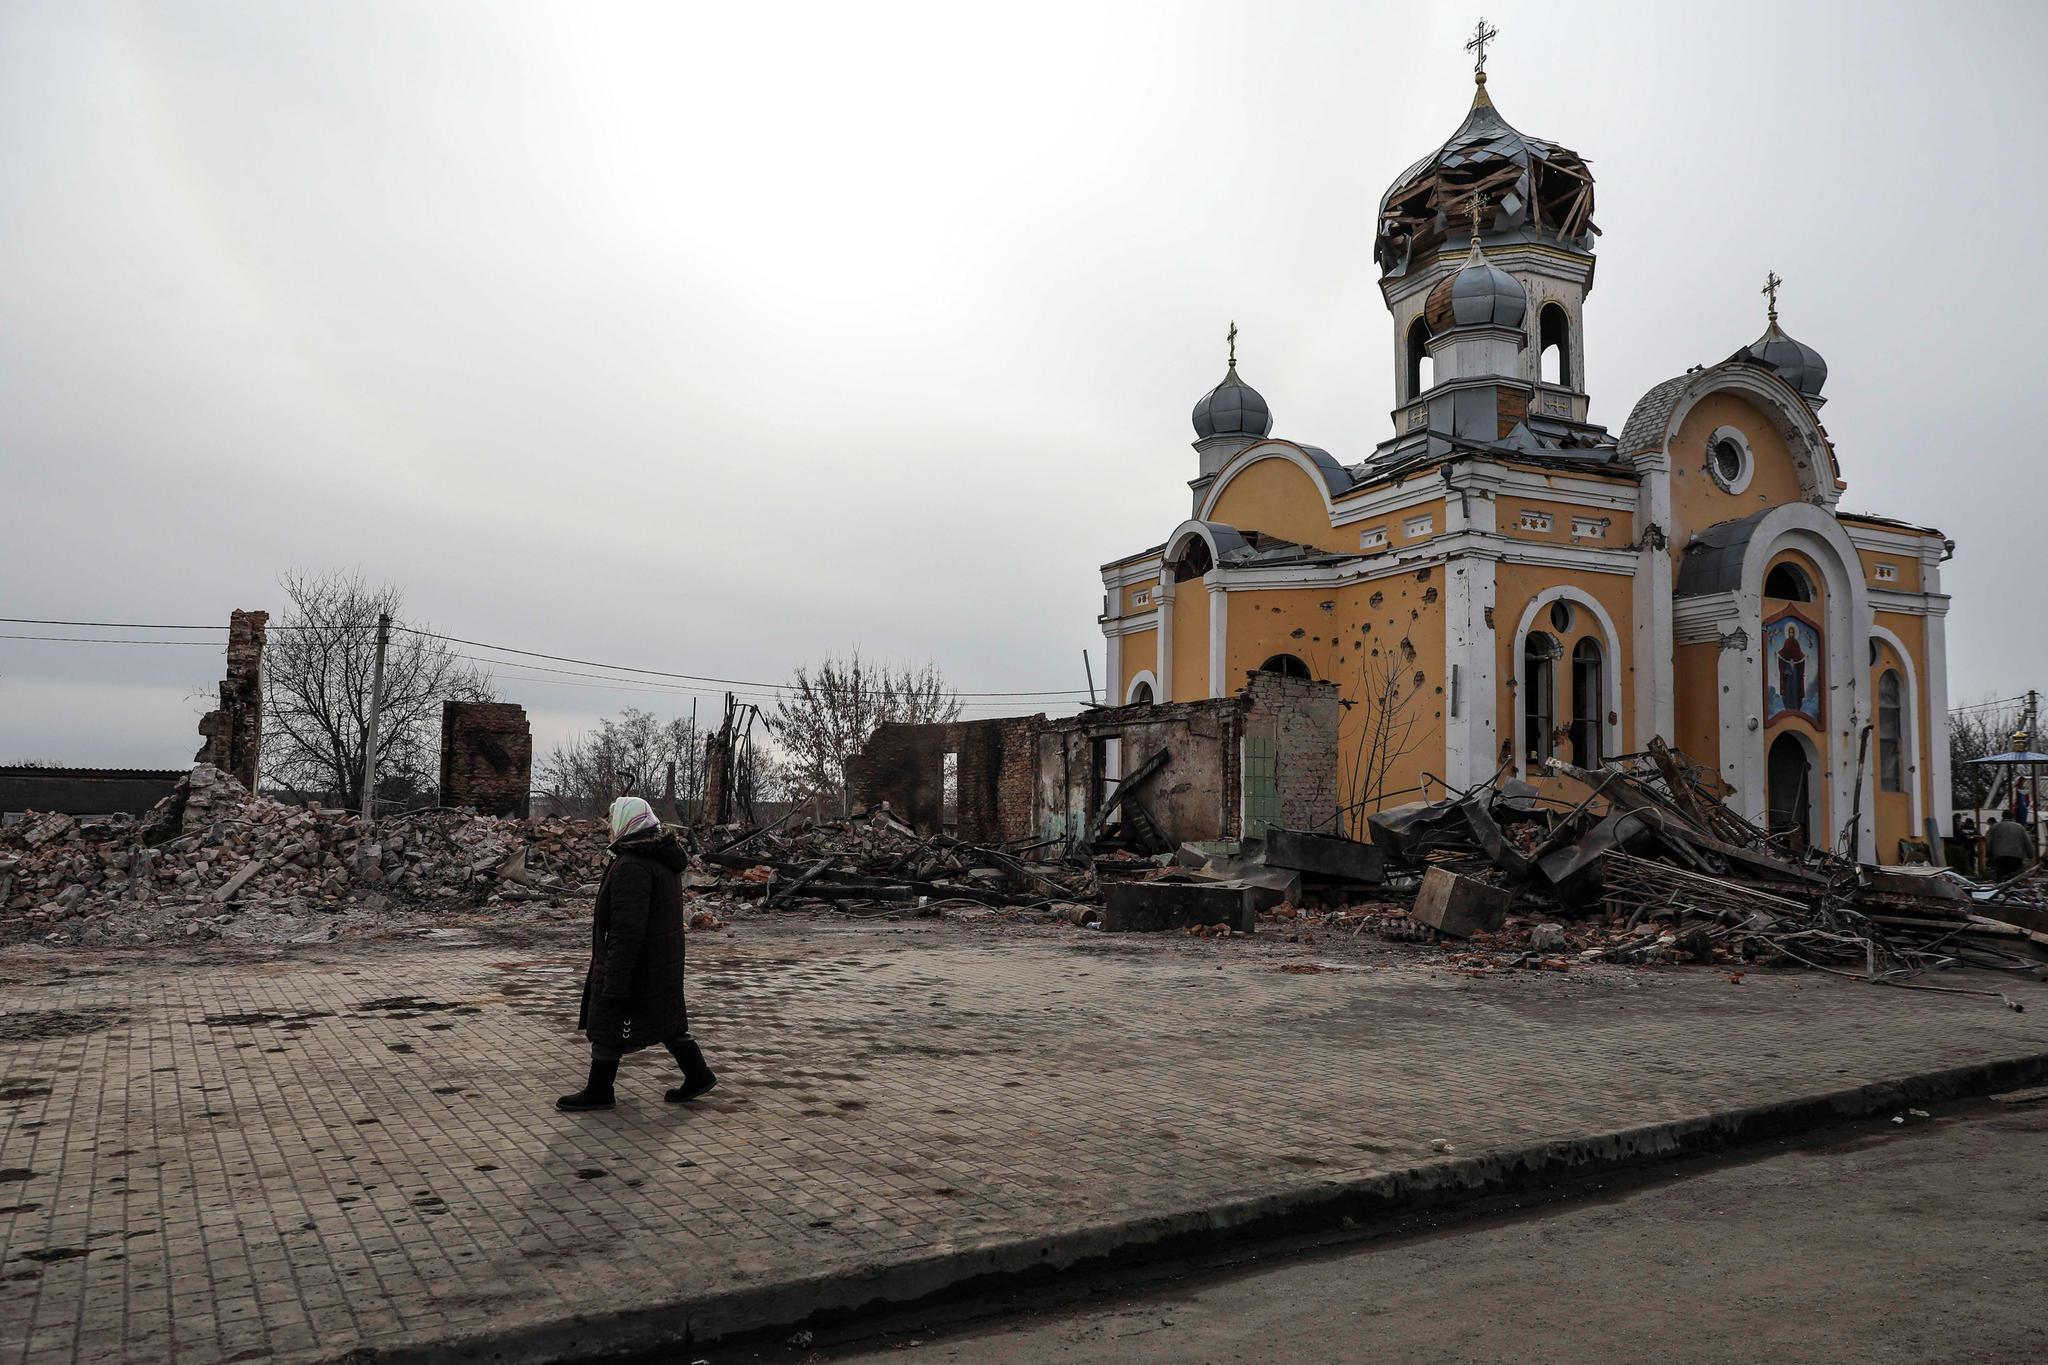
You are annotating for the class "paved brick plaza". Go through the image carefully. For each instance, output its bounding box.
[3,918,2046,1364]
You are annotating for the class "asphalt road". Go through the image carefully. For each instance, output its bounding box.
[733,1099,2048,1365]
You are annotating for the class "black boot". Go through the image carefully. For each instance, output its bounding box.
[557,1058,619,1112]
[664,1036,717,1103]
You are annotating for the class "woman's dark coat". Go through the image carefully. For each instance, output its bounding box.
[578,831,690,1051]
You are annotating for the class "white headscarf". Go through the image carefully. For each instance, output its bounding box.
[607,796,661,843]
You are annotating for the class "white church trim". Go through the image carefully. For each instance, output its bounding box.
[1509,585,1625,781]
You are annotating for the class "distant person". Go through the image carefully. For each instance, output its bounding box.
[1986,809,2036,883]
[557,796,718,1112]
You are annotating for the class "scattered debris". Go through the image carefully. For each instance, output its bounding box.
[1,765,609,946]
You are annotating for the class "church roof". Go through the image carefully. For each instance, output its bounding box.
[1376,80,1597,277]
[1674,510,1772,598]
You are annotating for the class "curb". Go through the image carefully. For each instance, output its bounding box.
[342,1047,2048,1364]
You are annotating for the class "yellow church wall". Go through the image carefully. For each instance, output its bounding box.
[1333,569,1449,837]
[1857,547,1921,594]
[1868,632,1917,860]
[1871,610,1935,858]
[1122,580,1161,615]
[1492,563,1636,801]
[1496,496,1634,548]
[1761,550,1831,843]
[1217,572,1450,838]
[1673,642,1722,776]
[1667,393,1810,554]
[1205,456,1350,553]
[1117,628,1157,701]
[1171,583,1209,701]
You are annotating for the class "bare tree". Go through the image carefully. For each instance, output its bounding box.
[765,652,961,809]
[536,708,706,820]
[1950,696,2029,817]
[262,572,494,809]
[1337,646,1431,839]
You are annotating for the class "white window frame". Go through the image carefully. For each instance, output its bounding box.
[1132,587,1151,607]
[1874,562,1898,583]
[1705,424,1755,495]
[1403,514,1434,539]
[1571,516,1608,539]
[1518,510,1554,533]
[1359,527,1388,549]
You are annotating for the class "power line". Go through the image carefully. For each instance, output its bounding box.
[1,614,1095,699]
[401,626,1092,698]
[0,633,225,645]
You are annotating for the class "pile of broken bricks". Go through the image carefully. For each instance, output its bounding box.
[0,764,612,946]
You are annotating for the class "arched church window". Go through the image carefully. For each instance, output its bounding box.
[1570,637,1604,768]
[1130,681,1155,705]
[1406,316,1433,399]
[1878,669,1904,793]
[1539,304,1571,387]
[1172,538,1213,582]
[1523,631,1559,766]
[1548,599,1575,634]
[1257,654,1312,680]
[1765,562,1814,602]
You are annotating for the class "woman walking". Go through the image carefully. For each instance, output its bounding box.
[557,796,718,1113]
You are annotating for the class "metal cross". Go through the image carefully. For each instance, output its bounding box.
[1466,191,1487,247]
[1762,270,1783,321]
[1227,319,1237,367]
[1466,17,1498,74]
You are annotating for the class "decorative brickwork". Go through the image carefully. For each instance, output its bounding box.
[439,702,533,818]
[194,609,267,793]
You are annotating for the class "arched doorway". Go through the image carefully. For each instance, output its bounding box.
[1767,732,1815,847]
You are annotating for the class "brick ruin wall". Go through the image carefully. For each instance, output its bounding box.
[439,702,533,818]
[846,716,1045,842]
[195,609,268,793]
[847,674,1340,848]
[1242,671,1343,833]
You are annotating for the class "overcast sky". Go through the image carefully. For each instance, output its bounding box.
[3,0,2044,769]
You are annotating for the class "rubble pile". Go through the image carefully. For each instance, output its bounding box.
[696,805,1096,914]
[0,765,609,946]
[1346,740,2048,988]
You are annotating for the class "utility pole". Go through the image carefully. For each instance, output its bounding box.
[359,612,392,824]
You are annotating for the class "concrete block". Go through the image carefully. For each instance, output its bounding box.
[1262,828,1386,884]
[1104,880,1267,934]
[1411,867,1512,938]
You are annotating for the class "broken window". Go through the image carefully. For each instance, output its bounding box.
[1406,316,1433,398]
[942,751,959,831]
[1172,538,1214,582]
[1523,630,1558,765]
[1878,670,1904,793]
[1765,562,1814,602]
[1257,653,1312,680]
[1130,681,1155,705]
[1570,637,1603,768]
[1539,304,1571,387]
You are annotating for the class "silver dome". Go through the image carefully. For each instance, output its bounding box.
[1424,249,1529,331]
[1735,321,1827,399]
[1192,364,1274,440]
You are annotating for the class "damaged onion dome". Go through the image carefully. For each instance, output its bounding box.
[1733,318,1828,400]
[1191,363,1273,440]
[1424,248,1527,331]
[1375,82,1596,278]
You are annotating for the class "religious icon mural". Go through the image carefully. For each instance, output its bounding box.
[1763,606,1824,728]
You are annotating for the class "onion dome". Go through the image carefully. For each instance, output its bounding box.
[1191,323,1273,439]
[1424,242,1528,331]
[1376,76,1596,278]
[1734,317,1828,400]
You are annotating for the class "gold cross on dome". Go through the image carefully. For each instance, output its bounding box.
[1762,270,1783,322]
[1466,17,1498,75]
[1227,319,1237,367]
[1466,191,1487,248]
